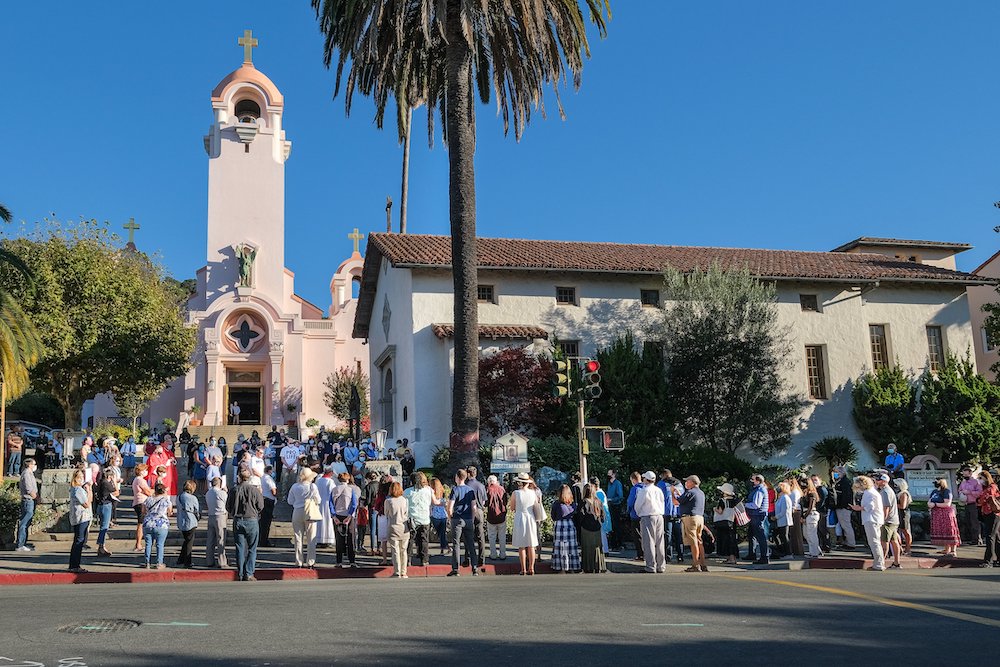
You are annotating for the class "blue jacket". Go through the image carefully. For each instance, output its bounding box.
[627,483,642,520]
[657,480,681,517]
[746,484,769,518]
[176,492,201,532]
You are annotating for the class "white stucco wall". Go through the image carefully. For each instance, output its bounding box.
[968,254,1000,380]
[369,267,976,470]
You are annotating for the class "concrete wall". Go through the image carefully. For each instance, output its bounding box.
[968,254,1000,379]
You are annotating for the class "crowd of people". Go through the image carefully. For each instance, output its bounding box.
[11,429,1000,578]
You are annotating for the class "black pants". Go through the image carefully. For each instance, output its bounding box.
[473,515,485,566]
[630,517,644,559]
[335,517,356,564]
[260,498,275,545]
[177,528,195,566]
[983,513,1000,564]
[411,524,430,564]
[608,506,623,549]
[774,525,789,558]
[715,521,739,559]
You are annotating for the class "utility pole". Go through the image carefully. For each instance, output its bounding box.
[385,196,393,233]
[577,397,588,482]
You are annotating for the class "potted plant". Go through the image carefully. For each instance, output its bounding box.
[188,404,203,427]
[285,403,298,427]
[303,417,319,438]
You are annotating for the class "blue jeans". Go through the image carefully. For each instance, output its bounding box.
[7,451,21,476]
[432,516,448,550]
[96,502,113,546]
[664,518,684,559]
[16,498,35,548]
[69,522,89,570]
[750,516,769,561]
[144,525,168,565]
[234,518,259,579]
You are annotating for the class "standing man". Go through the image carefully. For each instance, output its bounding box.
[874,474,901,568]
[230,401,241,425]
[958,466,984,546]
[635,471,666,573]
[673,475,707,572]
[226,468,264,582]
[331,472,361,567]
[465,466,487,568]
[831,466,857,551]
[446,469,479,576]
[626,471,644,561]
[811,474,833,553]
[606,469,624,552]
[657,469,684,563]
[248,444,266,488]
[6,427,23,477]
[15,457,38,552]
[746,474,770,564]
[884,443,905,478]
[205,476,228,568]
[280,440,300,496]
[260,465,277,547]
[404,472,433,566]
[484,475,509,561]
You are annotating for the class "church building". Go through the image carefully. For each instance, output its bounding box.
[86,32,367,434]
[353,233,991,470]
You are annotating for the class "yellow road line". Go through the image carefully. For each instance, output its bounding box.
[717,574,1000,629]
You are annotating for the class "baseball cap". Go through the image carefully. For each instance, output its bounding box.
[642,471,656,481]
[877,473,890,482]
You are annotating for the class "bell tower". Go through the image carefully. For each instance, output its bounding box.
[203,30,292,302]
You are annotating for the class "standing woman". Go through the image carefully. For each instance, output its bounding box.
[928,477,960,557]
[798,476,823,559]
[143,482,173,569]
[430,477,450,556]
[849,475,885,571]
[68,469,93,573]
[175,479,201,568]
[590,476,612,555]
[374,475,392,565]
[784,474,805,557]
[287,467,321,568]
[132,463,153,552]
[773,483,792,559]
[94,466,117,557]
[713,483,740,565]
[509,472,539,575]
[579,484,607,573]
[383,481,411,577]
[550,485,581,573]
[121,436,137,482]
[977,471,1000,567]
[895,479,913,556]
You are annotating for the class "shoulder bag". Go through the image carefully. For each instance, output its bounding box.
[303,484,323,521]
[531,497,547,522]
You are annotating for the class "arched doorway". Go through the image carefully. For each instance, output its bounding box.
[382,368,394,438]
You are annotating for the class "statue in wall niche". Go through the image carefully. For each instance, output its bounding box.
[234,243,258,287]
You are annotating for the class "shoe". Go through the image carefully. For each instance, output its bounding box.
[700,565,709,572]
[684,566,700,572]
[889,563,901,569]
[133,547,143,553]
[867,566,886,571]
[144,563,151,569]
[752,559,770,565]
[979,562,993,568]
[15,545,33,552]
[519,571,526,576]
[68,567,89,574]
[472,570,479,576]
[337,563,345,569]
[245,575,257,581]
[401,574,409,579]
[447,570,460,577]
[655,568,666,573]
[156,563,166,570]
[461,559,471,567]
[676,556,684,563]
[350,563,358,568]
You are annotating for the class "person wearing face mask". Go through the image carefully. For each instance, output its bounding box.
[957,466,984,546]
[145,442,177,502]
[928,478,960,557]
[976,471,1000,567]
[830,466,857,550]
[884,444,905,479]
[605,470,624,552]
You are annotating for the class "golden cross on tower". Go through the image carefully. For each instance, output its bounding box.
[123,218,140,245]
[348,228,365,254]
[238,29,258,64]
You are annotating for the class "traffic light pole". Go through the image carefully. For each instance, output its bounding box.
[577,397,588,482]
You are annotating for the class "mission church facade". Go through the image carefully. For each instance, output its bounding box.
[86,32,367,432]
[354,233,992,470]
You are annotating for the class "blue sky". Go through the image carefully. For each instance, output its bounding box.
[3,2,999,309]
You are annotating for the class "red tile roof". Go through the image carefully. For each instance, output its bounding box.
[431,324,549,340]
[831,237,973,253]
[353,233,990,338]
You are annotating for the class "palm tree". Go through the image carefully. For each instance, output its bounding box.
[0,204,11,224]
[0,247,42,400]
[312,0,611,468]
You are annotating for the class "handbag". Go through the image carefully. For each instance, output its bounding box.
[733,502,750,527]
[989,493,1000,514]
[532,500,547,522]
[303,486,322,521]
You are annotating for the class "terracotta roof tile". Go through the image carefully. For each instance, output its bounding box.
[831,237,973,252]
[431,324,549,340]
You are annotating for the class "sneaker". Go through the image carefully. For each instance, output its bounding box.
[245,575,257,582]
[15,545,33,552]
[867,566,886,571]
[447,570,460,577]
[471,570,479,577]
[350,563,358,568]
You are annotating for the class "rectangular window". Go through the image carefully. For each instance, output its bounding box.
[926,326,944,372]
[557,340,580,358]
[555,286,577,305]
[477,284,495,303]
[799,294,820,312]
[640,289,660,308]
[869,324,889,371]
[805,345,827,400]
[983,327,995,353]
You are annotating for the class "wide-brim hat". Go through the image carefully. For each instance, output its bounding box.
[514,472,532,484]
[717,482,735,496]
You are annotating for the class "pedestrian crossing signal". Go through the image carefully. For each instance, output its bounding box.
[602,429,625,451]
[551,360,571,397]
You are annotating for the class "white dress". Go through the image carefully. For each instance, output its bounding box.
[315,475,337,544]
[512,489,539,548]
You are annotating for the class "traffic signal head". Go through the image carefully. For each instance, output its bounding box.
[582,359,602,399]
[551,360,571,397]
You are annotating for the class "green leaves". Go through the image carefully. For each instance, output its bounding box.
[323,366,370,421]
[851,364,918,457]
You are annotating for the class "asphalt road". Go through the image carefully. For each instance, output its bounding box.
[1,569,999,666]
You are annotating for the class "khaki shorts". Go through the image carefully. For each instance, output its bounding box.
[681,515,704,545]
[880,523,899,542]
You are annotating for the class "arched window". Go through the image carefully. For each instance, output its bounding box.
[352,276,361,299]
[235,99,261,123]
[382,368,394,438]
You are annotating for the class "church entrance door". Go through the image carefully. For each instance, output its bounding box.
[227,386,263,425]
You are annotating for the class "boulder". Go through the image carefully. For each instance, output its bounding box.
[535,466,569,495]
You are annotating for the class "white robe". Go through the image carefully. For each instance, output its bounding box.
[315,475,338,544]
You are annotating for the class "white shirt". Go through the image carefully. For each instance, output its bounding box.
[280,445,300,469]
[634,483,665,517]
[262,473,277,501]
[861,488,884,526]
[287,481,319,509]
[249,455,265,486]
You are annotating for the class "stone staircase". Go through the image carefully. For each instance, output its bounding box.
[186,424,298,442]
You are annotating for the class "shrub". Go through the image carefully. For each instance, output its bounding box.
[658,446,754,482]
[305,418,320,428]
[92,419,132,442]
[811,436,859,477]
[161,418,176,432]
[527,435,620,477]
[0,479,52,547]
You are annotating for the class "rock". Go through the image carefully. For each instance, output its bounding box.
[535,466,569,495]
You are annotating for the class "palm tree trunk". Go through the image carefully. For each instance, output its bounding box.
[444,0,480,471]
[400,106,412,234]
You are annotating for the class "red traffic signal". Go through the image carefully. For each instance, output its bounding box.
[582,358,602,399]
[583,360,600,373]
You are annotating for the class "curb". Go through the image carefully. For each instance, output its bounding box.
[804,556,983,570]
[0,562,555,586]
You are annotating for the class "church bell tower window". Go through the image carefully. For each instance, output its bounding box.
[235,99,261,124]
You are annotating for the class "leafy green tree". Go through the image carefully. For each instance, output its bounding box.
[0,218,195,428]
[323,366,370,422]
[114,385,160,438]
[312,0,611,469]
[6,391,64,428]
[592,332,675,468]
[919,353,1000,464]
[656,264,803,457]
[477,347,562,438]
[851,364,919,457]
